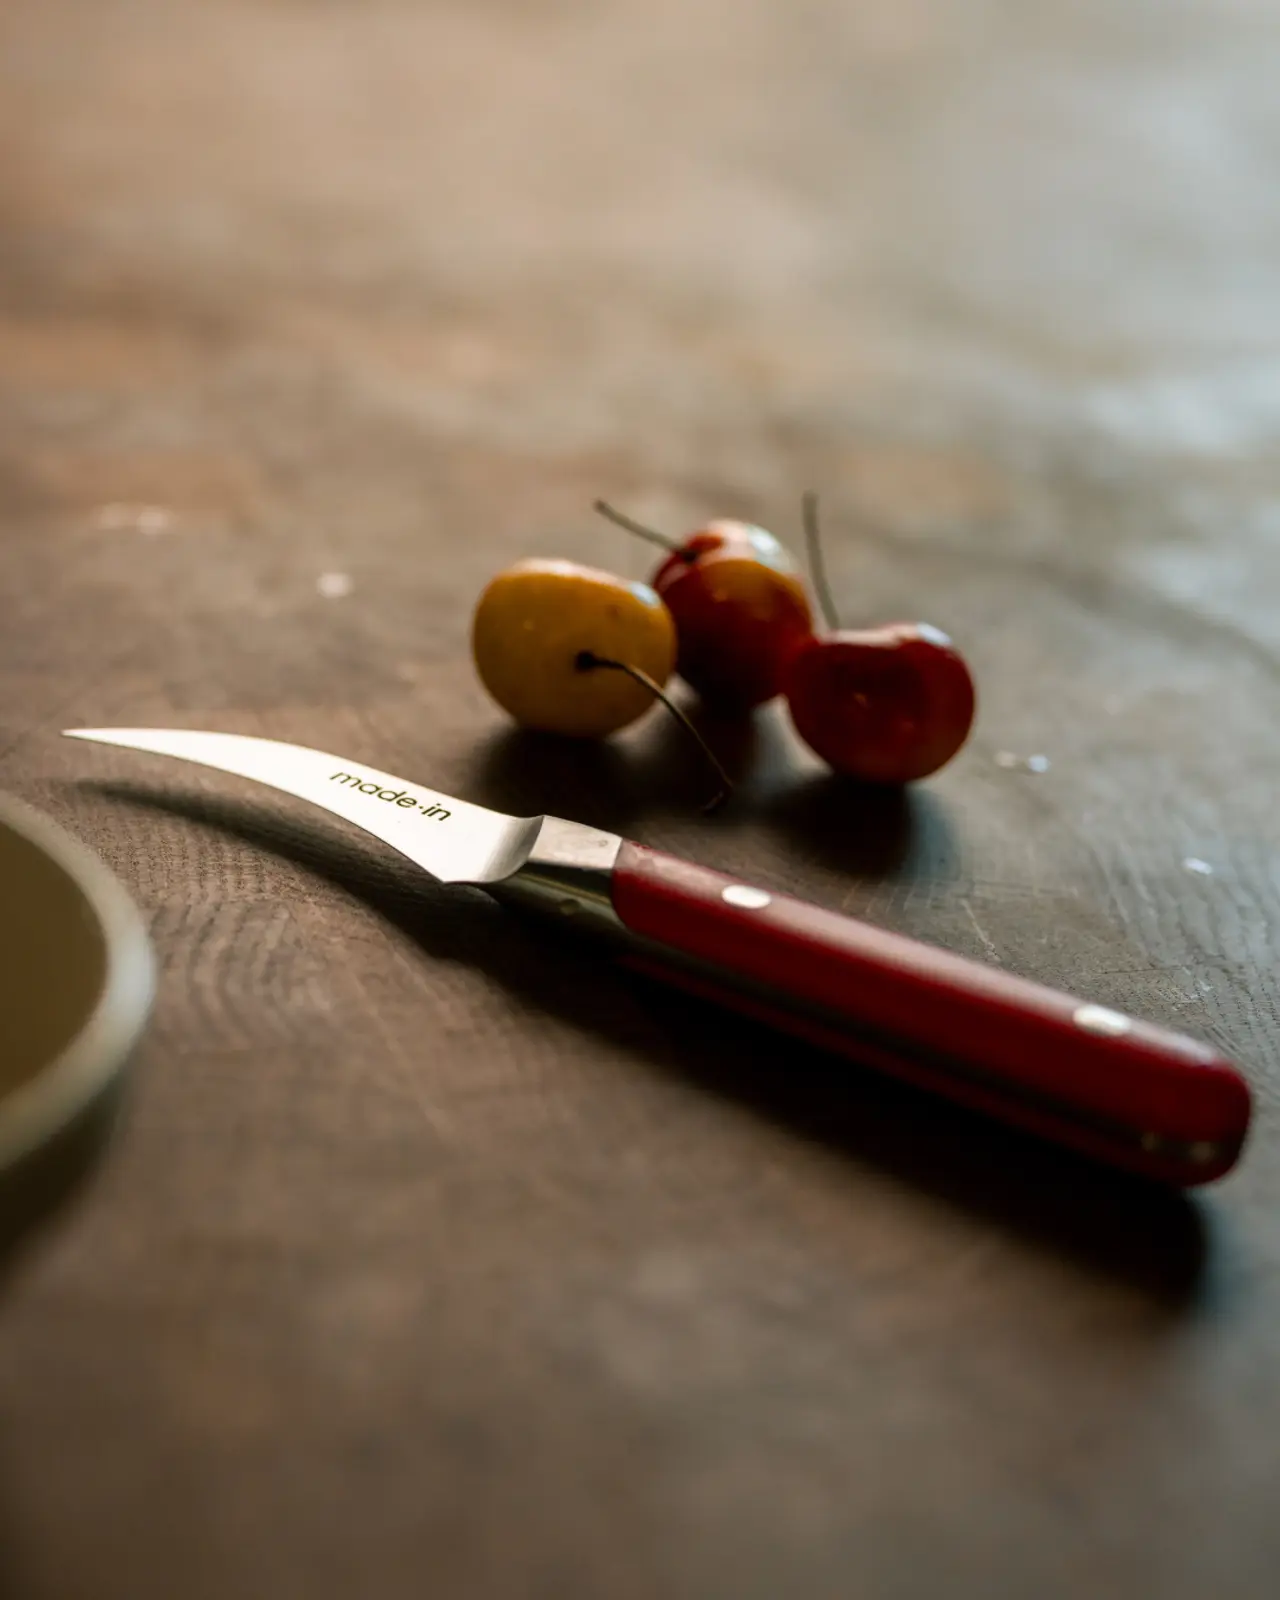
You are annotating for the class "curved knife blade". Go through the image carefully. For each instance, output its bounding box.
[65,728,543,886]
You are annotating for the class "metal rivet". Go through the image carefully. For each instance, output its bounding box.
[722,885,771,910]
[1073,1004,1132,1037]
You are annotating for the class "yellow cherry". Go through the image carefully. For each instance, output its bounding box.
[472,558,677,737]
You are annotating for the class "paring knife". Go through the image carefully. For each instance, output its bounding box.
[65,727,1252,1185]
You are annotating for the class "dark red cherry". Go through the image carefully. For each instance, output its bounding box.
[594,502,814,708]
[783,623,976,784]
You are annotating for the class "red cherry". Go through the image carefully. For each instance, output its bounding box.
[595,503,814,707]
[783,623,976,784]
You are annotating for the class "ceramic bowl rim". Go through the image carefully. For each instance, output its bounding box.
[0,794,153,1174]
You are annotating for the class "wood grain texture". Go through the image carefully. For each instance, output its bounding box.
[2,1,1279,1596]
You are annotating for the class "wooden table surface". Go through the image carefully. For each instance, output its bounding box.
[3,2,1279,1596]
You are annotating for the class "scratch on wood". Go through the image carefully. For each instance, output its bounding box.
[347,964,459,1142]
[963,899,1002,966]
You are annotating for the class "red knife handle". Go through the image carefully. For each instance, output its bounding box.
[609,843,1251,1185]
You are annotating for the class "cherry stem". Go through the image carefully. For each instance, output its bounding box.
[574,652,732,813]
[592,500,691,562]
[802,490,840,631]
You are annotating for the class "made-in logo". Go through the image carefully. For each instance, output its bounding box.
[330,771,451,821]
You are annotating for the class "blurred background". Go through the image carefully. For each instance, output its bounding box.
[4,0,1278,644]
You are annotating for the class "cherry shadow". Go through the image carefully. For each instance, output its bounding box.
[647,695,773,786]
[466,701,771,831]
[764,772,928,880]
[82,780,1210,1309]
[466,703,951,895]
[633,695,947,881]
[630,693,789,809]
[466,726,647,835]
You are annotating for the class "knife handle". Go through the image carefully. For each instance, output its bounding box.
[609,843,1251,1185]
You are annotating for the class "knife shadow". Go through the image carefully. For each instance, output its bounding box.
[86,780,1209,1309]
